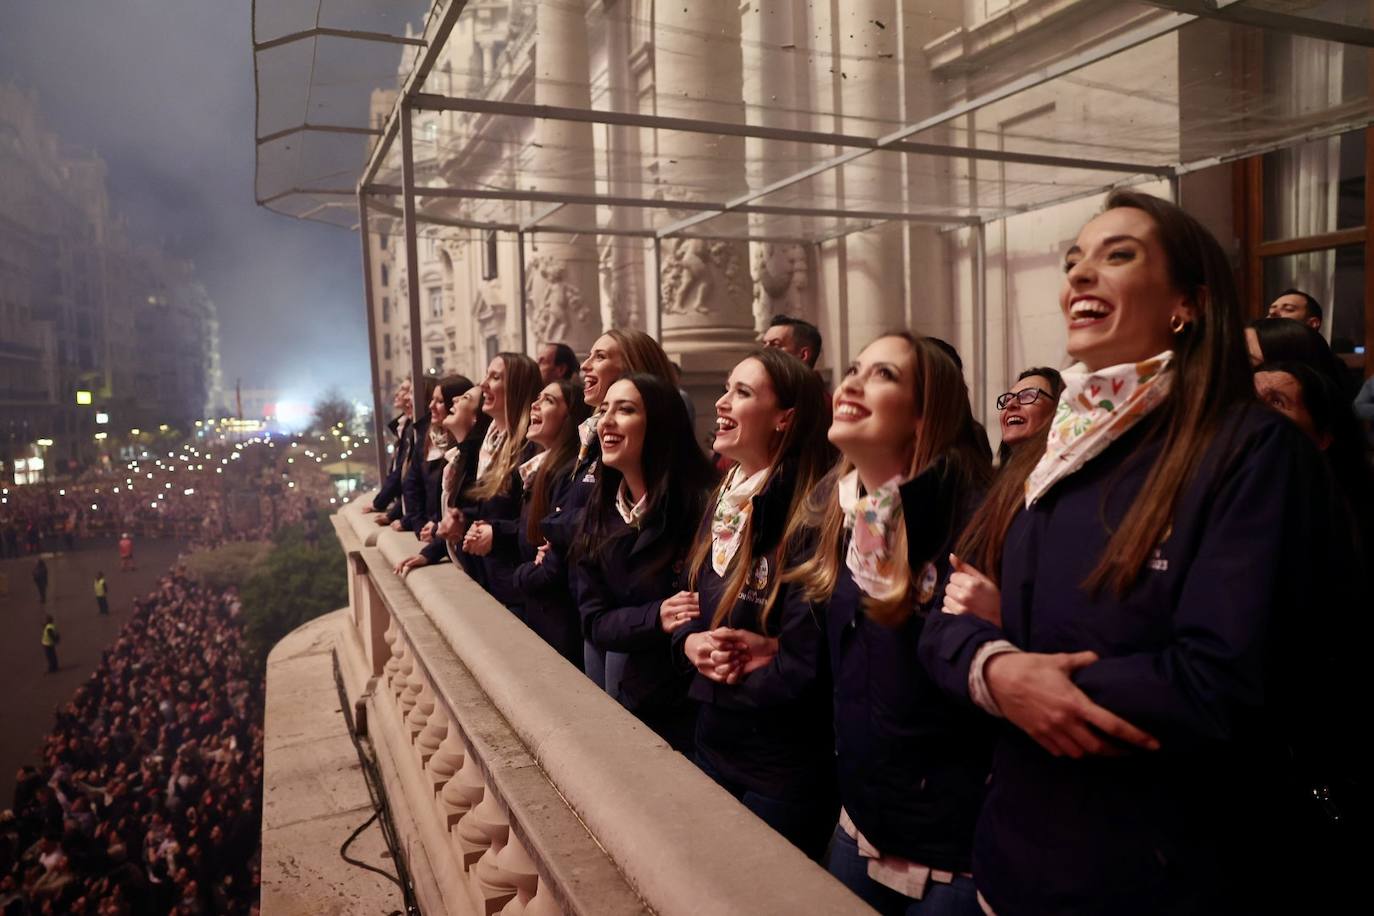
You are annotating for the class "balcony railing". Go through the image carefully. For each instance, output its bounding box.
[321,496,870,916]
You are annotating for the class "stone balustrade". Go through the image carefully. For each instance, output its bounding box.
[326,494,871,916]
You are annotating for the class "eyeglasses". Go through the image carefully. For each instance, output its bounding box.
[996,388,1053,410]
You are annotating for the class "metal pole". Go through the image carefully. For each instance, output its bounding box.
[652,239,663,340]
[516,229,529,353]
[973,222,989,428]
[357,192,389,478]
[400,100,425,424]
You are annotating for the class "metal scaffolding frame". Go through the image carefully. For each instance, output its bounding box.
[254,0,1374,473]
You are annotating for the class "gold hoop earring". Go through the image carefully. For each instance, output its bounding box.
[1169,314,1191,335]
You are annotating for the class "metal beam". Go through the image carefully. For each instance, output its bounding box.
[657,10,1195,238]
[1141,1,1374,48]
[357,193,388,477]
[411,91,1168,175]
[253,27,426,53]
[400,101,425,422]
[359,1,471,194]
[368,183,979,226]
[256,123,383,146]
[521,203,565,231]
[516,230,529,353]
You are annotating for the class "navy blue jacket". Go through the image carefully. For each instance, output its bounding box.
[570,490,702,740]
[674,468,835,800]
[828,456,994,873]
[511,460,583,667]
[918,406,1351,915]
[398,417,433,532]
[371,415,411,512]
[460,442,538,612]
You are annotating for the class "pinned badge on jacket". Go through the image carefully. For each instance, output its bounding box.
[915,561,938,604]
[750,556,769,593]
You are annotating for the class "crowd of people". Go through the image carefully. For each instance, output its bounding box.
[1,435,345,560]
[0,430,354,915]
[2,575,263,915]
[365,191,1369,915]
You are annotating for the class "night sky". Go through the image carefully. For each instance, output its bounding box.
[1,1,375,409]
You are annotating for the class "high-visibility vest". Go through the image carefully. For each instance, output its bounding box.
[41,623,58,647]
[94,578,106,597]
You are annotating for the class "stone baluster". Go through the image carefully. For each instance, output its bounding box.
[389,638,412,709]
[429,719,466,795]
[381,613,401,687]
[457,781,507,873]
[415,696,448,767]
[467,791,516,913]
[397,644,422,717]
[406,677,436,742]
[494,829,541,916]
[447,750,488,859]
[522,881,562,916]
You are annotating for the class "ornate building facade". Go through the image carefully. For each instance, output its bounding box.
[0,84,222,478]
[362,0,1371,441]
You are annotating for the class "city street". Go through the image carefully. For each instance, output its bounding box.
[0,536,183,806]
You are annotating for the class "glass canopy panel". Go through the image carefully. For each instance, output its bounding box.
[904,16,1374,180]
[256,0,1374,237]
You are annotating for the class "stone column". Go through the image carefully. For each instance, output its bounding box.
[526,0,601,357]
[653,0,756,355]
[837,0,906,353]
[653,0,759,444]
[743,3,817,332]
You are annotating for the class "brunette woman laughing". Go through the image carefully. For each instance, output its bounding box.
[545,329,677,689]
[458,352,542,613]
[923,191,1355,915]
[394,385,491,576]
[511,379,592,666]
[675,348,838,861]
[570,373,716,751]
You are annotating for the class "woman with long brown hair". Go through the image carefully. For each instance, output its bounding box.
[921,190,1352,914]
[510,378,592,666]
[569,372,716,750]
[673,348,836,860]
[543,328,677,690]
[458,352,542,613]
[750,331,993,913]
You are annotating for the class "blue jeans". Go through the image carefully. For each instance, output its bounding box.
[695,753,838,863]
[828,825,982,916]
[583,641,626,697]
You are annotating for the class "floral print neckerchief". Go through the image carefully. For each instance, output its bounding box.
[576,415,598,466]
[838,469,904,598]
[1024,351,1173,508]
[614,482,649,528]
[710,465,770,576]
[441,446,462,504]
[518,450,547,488]
[476,422,507,483]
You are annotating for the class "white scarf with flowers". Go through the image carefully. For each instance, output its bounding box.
[518,450,547,488]
[710,466,770,576]
[441,446,462,508]
[838,469,904,598]
[576,415,598,466]
[476,422,507,482]
[614,482,649,528]
[1024,351,1173,507]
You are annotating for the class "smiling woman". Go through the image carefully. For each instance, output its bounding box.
[570,373,716,751]
[923,190,1362,915]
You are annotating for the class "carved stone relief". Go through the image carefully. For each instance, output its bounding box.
[659,237,751,318]
[752,242,811,331]
[524,254,590,345]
